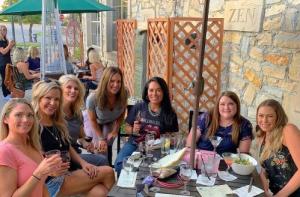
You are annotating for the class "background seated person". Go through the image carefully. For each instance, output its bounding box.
[27,46,40,71]
[114,77,179,175]
[63,44,75,74]
[186,91,253,155]
[59,74,108,167]
[12,47,40,96]
[83,47,95,70]
[80,49,104,91]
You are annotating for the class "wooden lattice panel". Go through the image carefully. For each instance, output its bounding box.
[169,17,224,132]
[116,19,137,97]
[147,18,170,81]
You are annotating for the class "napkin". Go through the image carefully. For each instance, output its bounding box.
[117,170,137,188]
[196,174,216,186]
[233,185,264,197]
[196,184,233,197]
[129,152,143,167]
[155,193,192,197]
[191,170,198,180]
[218,171,237,181]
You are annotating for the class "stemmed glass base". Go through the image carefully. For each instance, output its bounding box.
[180,190,191,196]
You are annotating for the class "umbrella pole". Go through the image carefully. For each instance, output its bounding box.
[190,0,210,168]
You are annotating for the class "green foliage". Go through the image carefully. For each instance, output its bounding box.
[16,42,40,48]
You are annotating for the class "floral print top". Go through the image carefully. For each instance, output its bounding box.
[261,143,300,196]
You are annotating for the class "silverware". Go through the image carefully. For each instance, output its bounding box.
[248,177,253,193]
[237,148,241,160]
[201,155,211,180]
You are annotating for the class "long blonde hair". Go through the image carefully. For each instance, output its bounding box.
[59,74,85,119]
[256,99,288,163]
[88,49,101,64]
[32,80,70,142]
[28,46,39,59]
[12,47,26,65]
[95,66,127,109]
[0,98,41,151]
[206,91,242,145]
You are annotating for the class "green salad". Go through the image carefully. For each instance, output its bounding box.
[234,158,251,165]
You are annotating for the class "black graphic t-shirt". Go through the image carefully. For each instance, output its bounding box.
[126,101,178,143]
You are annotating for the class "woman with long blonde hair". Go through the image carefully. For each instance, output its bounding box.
[86,66,127,165]
[0,98,62,196]
[32,80,115,197]
[59,74,108,166]
[27,46,40,71]
[255,99,300,196]
[186,91,253,154]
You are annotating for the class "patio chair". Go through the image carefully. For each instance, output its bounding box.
[4,64,25,98]
[188,110,205,132]
[117,105,133,153]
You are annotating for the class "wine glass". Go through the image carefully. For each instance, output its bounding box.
[210,136,223,152]
[61,150,71,175]
[149,162,161,192]
[179,163,192,196]
[133,111,141,136]
[222,152,235,178]
[122,156,133,175]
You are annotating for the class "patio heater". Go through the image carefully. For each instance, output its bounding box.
[41,0,67,80]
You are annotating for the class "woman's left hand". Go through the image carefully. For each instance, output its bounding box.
[82,162,98,179]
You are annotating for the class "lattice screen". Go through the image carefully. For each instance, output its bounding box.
[147,17,224,132]
[147,18,170,81]
[116,19,137,97]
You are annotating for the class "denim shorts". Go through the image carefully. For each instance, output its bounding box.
[46,176,65,197]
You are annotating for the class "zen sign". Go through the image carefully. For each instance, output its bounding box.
[224,0,264,32]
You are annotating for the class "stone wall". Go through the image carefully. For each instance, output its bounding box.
[130,0,300,127]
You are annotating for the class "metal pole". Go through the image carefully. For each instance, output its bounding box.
[9,0,15,40]
[190,0,210,168]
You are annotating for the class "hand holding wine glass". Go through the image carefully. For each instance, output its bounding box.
[133,111,141,136]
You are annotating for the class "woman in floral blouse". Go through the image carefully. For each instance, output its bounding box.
[255,99,300,196]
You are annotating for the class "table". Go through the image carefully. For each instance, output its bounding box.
[109,158,264,197]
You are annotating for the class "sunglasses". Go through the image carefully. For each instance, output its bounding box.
[43,78,60,86]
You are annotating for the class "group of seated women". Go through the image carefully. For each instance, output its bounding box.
[0,59,299,196]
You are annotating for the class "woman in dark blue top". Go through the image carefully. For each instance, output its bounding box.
[27,46,40,71]
[186,91,253,155]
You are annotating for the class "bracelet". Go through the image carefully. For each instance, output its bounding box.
[32,174,41,181]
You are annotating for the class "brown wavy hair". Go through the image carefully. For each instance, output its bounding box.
[206,91,242,145]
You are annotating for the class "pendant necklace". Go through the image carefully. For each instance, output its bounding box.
[45,125,62,148]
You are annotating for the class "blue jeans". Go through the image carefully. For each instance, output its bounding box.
[80,153,109,166]
[114,138,138,176]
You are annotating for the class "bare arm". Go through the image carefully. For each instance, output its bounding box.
[17,62,40,80]
[87,109,103,139]
[275,124,300,196]
[0,40,15,55]
[238,139,252,153]
[186,127,201,147]
[0,155,61,197]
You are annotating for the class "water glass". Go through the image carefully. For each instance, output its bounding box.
[145,134,155,158]
[149,162,161,192]
[123,156,133,175]
[180,163,192,196]
[61,150,71,175]
[170,134,177,153]
[160,134,170,155]
[44,149,60,158]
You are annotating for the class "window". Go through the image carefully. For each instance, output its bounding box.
[91,13,101,46]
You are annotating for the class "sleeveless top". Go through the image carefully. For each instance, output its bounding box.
[13,65,33,91]
[94,67,104,82]
[261,143,300,196]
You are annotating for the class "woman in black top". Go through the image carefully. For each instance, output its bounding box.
[0,25,15,97]
[32,80,115,197]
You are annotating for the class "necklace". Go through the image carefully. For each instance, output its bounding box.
[44,126,62,148]
[148,104,161,117]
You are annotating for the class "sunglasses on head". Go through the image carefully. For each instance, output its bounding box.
[43,78,60,86]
